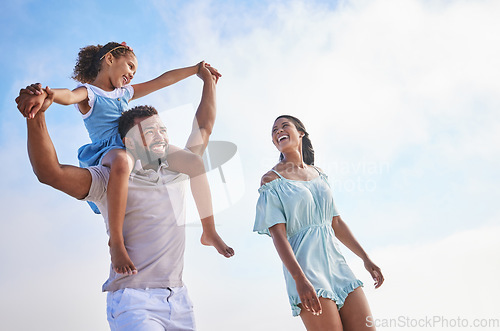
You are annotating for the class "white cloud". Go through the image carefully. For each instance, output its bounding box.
[355,224,500,331]
[2,0,500,330]
[0,189,110,331]
[149,0,500,162]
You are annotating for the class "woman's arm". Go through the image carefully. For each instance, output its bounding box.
[269,223,323,315]
[332,215,384,288]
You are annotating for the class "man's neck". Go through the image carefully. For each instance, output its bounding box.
[133,157,164,172]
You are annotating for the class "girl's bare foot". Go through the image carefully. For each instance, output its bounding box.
[109,241,137,275]
[201,232,235,258]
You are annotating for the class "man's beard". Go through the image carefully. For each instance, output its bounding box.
[134,141,168,167]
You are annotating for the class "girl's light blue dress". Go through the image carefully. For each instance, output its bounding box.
[76,83,134,213]
[254,169,363,317]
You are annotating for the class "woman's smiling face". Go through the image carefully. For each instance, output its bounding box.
[272,117,303,153]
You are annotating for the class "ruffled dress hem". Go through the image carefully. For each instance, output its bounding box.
[290,279,364,317]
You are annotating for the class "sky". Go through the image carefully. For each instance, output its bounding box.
[1,0,500,330]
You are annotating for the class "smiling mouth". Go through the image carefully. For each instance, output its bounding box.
[278,135,289,143]
[123,76,128,85]
[149,142,167,153]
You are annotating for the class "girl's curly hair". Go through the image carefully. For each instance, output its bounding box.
[72,42,135,83]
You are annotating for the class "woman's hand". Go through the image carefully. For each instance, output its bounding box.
[364,258,384,288]
[296,275,322,315]
[268,223,322,315]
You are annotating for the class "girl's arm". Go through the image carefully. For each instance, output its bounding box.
[131,64,200,101]
[268,223,323,315]
[51,87,89,105]
[332,215,384,288]
[18,84,89,119]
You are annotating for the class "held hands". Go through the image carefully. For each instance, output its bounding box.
[364,258,384,289]
[296,275,322,316]
[197,61,221,84]
[15,83,55,119]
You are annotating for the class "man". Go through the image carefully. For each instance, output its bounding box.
[17,64,229,330]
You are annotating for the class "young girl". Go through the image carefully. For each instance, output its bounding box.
[20,41,233,275]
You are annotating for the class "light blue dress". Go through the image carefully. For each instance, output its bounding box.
[254,168,363,317]
[76,83,134,213]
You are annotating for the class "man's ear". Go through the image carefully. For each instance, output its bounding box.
[123,137,134,151]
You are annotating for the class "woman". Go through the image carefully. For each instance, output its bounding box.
[254,115,384,330]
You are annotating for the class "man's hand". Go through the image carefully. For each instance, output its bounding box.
[198,62,220,84]
[15,83,55,118]
[205,63,221,83]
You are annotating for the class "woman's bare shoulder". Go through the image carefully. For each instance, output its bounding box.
[260,169,280,186]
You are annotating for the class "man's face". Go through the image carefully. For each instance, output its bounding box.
[125,115,169,165]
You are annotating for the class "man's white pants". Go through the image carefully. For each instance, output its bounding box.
[107,287,196,330]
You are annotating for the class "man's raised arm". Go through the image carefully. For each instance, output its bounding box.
[19,87,92,199]
[185,63,218,156]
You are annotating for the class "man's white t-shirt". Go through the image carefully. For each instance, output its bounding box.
[84,160,189,292]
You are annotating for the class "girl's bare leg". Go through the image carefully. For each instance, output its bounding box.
[188,172,234,257]
[166,145,234,258]
[199,215,234,258]
[299,297,344,331]
[102,149,136,275]
[339,287,375,330]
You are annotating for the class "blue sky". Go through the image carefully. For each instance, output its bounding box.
[1,0,500,330]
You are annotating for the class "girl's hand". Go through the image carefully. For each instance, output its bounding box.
[295,275,322,315]
[364,258,384,288]
[204,63,221,82]
[15,84,54,118]
[197,61,221,83]
[24,83,44,95]
[197,62,218,84]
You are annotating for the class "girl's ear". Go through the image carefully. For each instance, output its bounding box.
[104,53,114,65]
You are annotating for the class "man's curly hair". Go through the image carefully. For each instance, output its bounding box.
[118,105,159,139]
